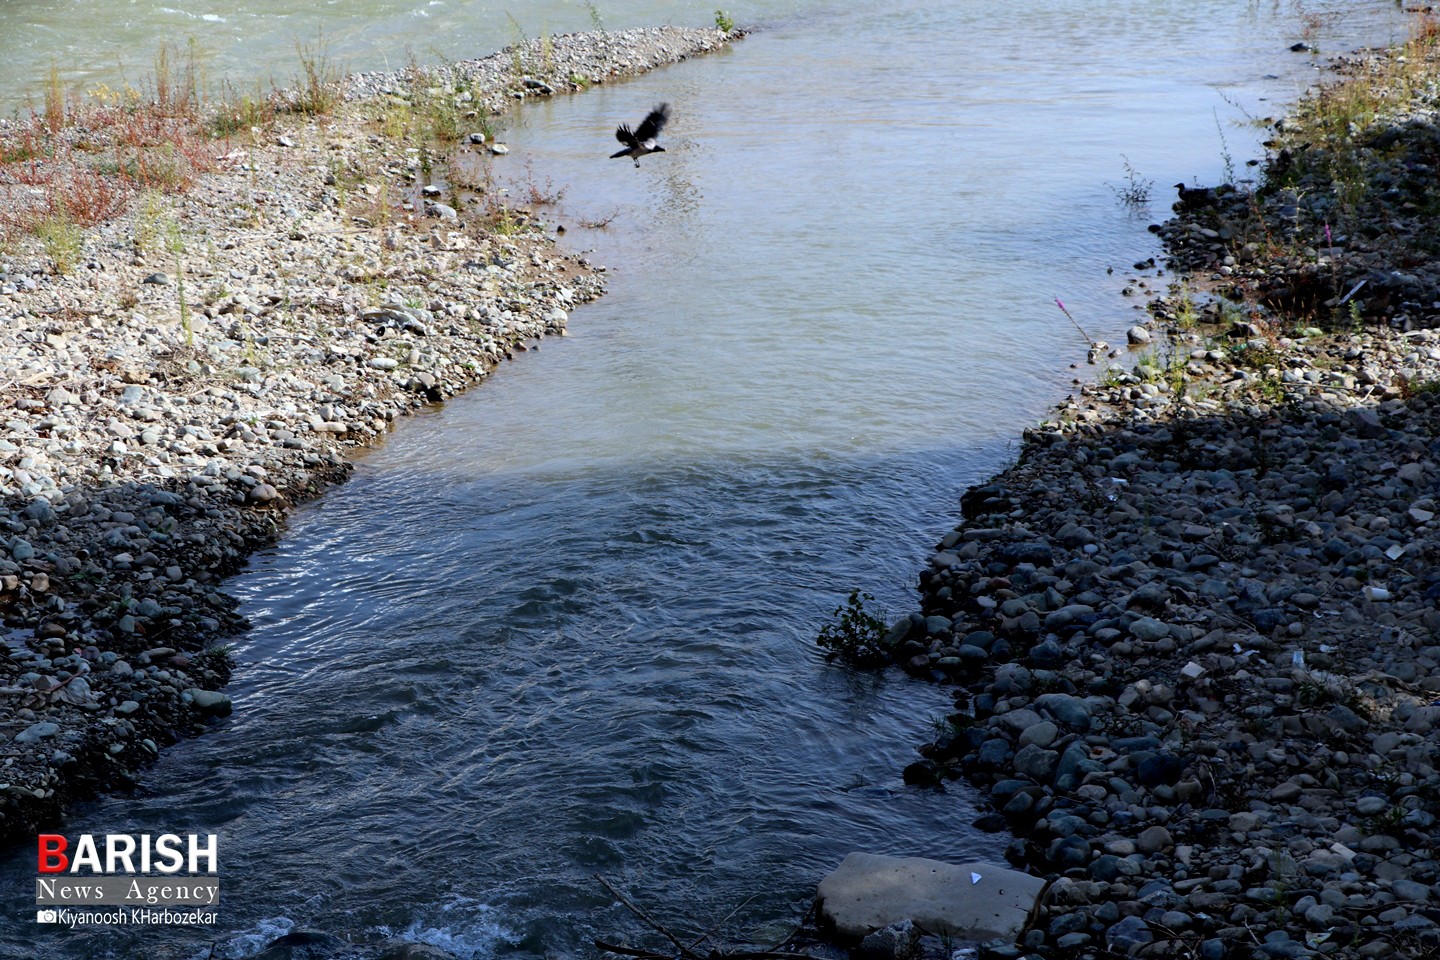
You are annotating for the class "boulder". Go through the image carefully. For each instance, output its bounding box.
[817,853,1045,941]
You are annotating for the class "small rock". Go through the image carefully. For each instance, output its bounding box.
[186,689,233,717]
[1106,916,1154,956]
[16,722,60,743]
[1137,825,1173,854]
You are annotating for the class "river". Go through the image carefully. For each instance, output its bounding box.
[0,1,1411,957]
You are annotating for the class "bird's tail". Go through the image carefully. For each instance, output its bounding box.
[609,148,630,159]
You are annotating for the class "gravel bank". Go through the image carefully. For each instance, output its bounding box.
[0,26,736,846]
[884,33,1440,960]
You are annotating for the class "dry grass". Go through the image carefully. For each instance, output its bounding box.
[1271,11,1440,222]
[0,38,338,258]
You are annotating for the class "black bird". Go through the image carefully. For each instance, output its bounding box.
[1173,182,1220,214]
[611,103,670,167]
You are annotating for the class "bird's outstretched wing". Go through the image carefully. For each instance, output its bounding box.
[633,103,670,143]
[614,123,638,148]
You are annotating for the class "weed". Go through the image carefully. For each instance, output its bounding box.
[1215,109,1237,185]
[1228,339,1281,371]
[35,211,83,274]
[164,220,192,346]
[585,0,605,31]
[929,713,974,737]
[0,128,41,165]
[1100,365,1128,389]
[1133,346,1162,381]
[471,112,497,144]
[715,9,736,32]
[421,84,463,144]
[1172,282,1199,328]
[506,15,528,83]
[291,33,343,116]
[523,160,567,205]
[816,589,889,667]
[1053,296,1095,343]
[1125,342,1189,397]
[151,41,202,118]
[1108,154,1154,212]
[133,190,166,256]
[484,203,525,235]
[43,62,65,135]
[1397,373,1440,397]
[192,644,237,681]
[210,80,275,137]
[578,207,620,229]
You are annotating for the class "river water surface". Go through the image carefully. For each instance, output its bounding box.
[0,1,1412,958]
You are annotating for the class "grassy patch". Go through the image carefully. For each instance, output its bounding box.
[34,211,83,273]
[0,37,343,246]
[289,34,344,116]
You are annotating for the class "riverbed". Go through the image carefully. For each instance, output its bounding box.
[0,2,1412,958]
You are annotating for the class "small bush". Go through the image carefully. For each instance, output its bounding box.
[817,589,890,667]
[715,10,736,33]
[35,212,83,273]
[291,35,343,116]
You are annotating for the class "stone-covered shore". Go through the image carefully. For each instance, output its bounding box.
[0,26,736,848]
[882,28,1440,960]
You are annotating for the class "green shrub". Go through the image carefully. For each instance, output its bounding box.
[817,589,889,667]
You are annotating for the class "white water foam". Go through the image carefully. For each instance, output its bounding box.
[186,915,295,959]
[374,898,517,960]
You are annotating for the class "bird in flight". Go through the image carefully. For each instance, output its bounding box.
[611,103,671,167]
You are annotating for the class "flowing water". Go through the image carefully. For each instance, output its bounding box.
[0,1,1413,958]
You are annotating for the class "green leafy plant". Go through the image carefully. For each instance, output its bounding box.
[1172,282,1199,328]
[36,211,82,273]
[715,9,735,32]
[816,589,889,667]
[192,644,237,683]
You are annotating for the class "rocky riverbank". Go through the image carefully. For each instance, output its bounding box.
[882,24,1440,960]
[0,25,736,849]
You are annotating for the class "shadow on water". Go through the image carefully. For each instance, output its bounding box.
[0,434,1014,960]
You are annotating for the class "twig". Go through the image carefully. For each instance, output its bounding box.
[689,893,758,949]
[764,900,817,952]
[594,940,669,959]
[1054,297,1096,344]
[594,873,705,960]
[1337,278,1366,305]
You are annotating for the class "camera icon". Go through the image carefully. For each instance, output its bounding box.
[36,909,58,924]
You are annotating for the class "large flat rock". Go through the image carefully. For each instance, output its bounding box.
[816,853,1045,941]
